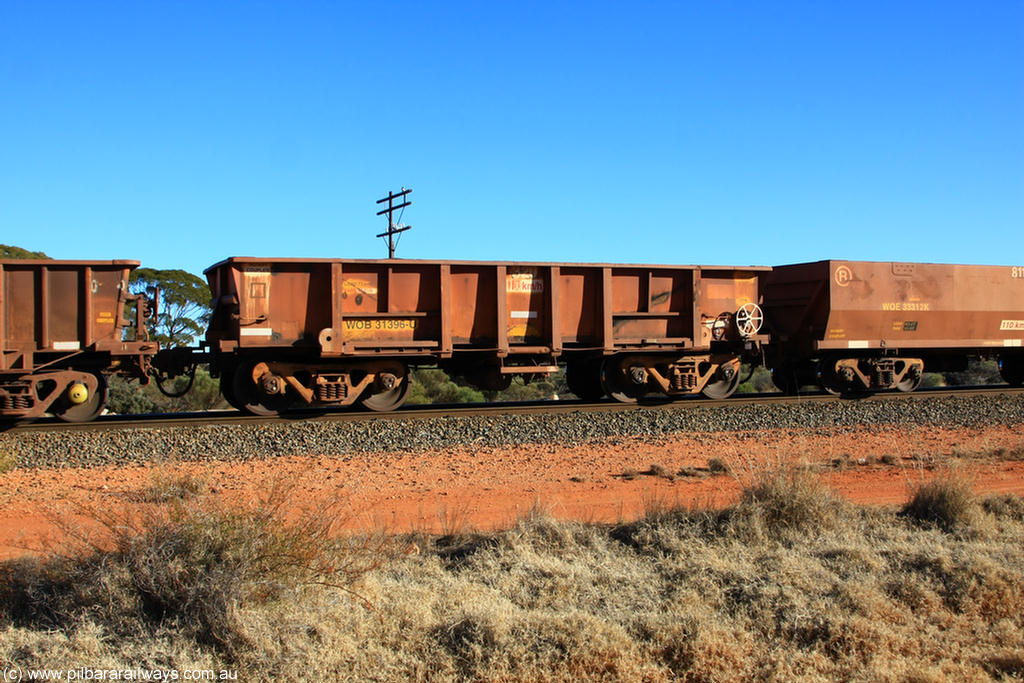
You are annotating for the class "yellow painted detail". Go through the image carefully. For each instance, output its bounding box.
[343,318,417,339]
[342,279,379,297]
[881,302,931,312]
[68,383,89,404]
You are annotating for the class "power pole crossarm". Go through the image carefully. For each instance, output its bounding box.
[375,188,413,259]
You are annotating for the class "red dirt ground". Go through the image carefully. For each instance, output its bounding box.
[2,423,1023,559]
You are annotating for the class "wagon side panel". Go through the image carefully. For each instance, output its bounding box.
[821,261,1024,350]
[608,266,696,347]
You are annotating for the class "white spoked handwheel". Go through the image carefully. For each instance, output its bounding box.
[735,303,764,337]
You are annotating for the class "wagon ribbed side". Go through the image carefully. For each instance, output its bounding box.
[762,260,1024,393]
[0,259,157,421]
[202,258,768,413]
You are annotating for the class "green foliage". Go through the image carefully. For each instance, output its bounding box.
[943,358,1002,386]
[485,371,568,402]
[0,244,49,259]
[406,369,485,405]
[407,368,569,405]
[736,365,778,394]
[129,268,212,347]
[107,368,228,414]
[107,376,159,414]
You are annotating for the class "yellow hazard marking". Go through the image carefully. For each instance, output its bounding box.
[881,302,930,312]
[343,318,418,339]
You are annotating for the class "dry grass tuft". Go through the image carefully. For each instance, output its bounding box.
[0,479,389,658]
[436,499,475,539]
[989,445,1024,461]
[903,472,984,533]
[732,465,845,540]
[983,651,1024,678]
[707,457,730,474]
[646,463,671,479]
[2,462,1023,682]
[640,488,678,521]
[0,449,15,474]
[138,467,208,503]
[830,455,851,469]
[983,494,1024,521]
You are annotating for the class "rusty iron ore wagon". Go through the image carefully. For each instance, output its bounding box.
[762,260,1024,394]
[175,258,768,414]
[0,259,157,421]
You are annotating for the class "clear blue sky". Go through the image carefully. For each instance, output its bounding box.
[2,1,1021,277]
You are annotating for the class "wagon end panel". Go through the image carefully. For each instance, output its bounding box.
[205,261,242,349]
[89,266,132,346]
[760,261,831,349]
[695,268,765,348]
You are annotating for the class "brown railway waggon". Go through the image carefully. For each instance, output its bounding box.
[762,260,1024,394]
[0,259,157,422]
[197,258,769,414]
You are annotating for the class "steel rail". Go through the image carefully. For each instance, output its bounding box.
[4,385,1023,435]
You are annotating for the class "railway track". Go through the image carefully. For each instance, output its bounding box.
[6,384,1024,435]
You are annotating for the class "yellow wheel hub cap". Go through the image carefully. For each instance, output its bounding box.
[68,383,89,404]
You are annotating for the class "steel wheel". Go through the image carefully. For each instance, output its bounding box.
[701,363,741,399]
[895,366,922,393]
[360,362,411,412]
[601,357,647,404]
[1001,357,1024,387]
[232,363,292,416]
[219,370,244,411]
[816,359,846,396]
[56,372,107,423]
[771,365,801,395]
[566,360,605,401]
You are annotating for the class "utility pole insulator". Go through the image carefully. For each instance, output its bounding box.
[375,188,413,259]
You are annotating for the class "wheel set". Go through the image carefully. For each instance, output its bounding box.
[221,360,413,416]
